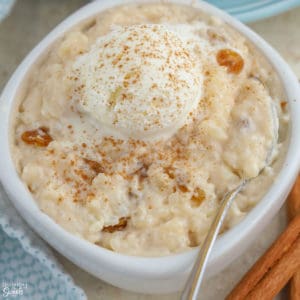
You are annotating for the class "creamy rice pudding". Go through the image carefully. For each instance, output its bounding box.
[11,3,289,256]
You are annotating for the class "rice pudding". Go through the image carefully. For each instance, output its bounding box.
[11,3,289,256]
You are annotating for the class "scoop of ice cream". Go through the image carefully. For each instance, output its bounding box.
[72,24,203,140]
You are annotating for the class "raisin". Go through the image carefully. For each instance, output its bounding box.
[165,167,175,179]
[216,49,244,74]
[84,159,105,174]
[191,188,205,207]
[102,217,129,233]
[21,127,53,147]
[280,101,288,110]
[133,163,149,180]
[178,184,189,193]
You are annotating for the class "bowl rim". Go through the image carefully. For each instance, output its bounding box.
[0,0,300,279]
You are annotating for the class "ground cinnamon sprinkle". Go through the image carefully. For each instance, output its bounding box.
[75,168,91,182]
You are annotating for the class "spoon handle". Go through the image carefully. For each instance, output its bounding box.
[181,181,246,300]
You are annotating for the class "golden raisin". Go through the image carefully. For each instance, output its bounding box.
[216,49,244,74]
[178,184,189,193]
[84,159,105,174]
[280,101,288,110]
[21,127,53,147]
[102,217,129,233]
[188,230,198,247]
[165,167,175,179]
[133,163,149,180]
[191,188,205,207]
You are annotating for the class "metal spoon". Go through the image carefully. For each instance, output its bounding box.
[181,180,246,300]
[181,99,278,300]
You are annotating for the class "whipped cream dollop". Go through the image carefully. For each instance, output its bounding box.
[72,24,203,140]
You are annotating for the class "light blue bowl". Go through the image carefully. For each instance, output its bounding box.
[208,0,300,22]
[1,0,300,23]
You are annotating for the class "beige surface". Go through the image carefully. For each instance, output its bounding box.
[1,1,299,299]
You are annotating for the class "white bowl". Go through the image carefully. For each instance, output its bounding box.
[1,0,300,295]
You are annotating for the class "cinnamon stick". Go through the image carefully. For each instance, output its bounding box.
[226,214,300,300]
[290,271,300,300]
[247,236,300,300]
[287,175,300,300]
